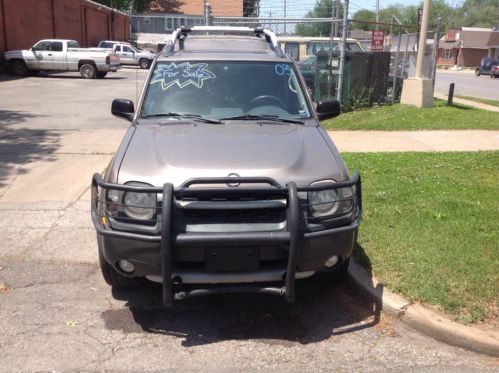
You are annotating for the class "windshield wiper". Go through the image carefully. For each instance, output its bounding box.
[220,114,304,124]
[142,112,222,124]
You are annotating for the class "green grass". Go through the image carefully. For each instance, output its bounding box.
[322,99,499,131]
[455,95,499,108]
[343,152,499,323]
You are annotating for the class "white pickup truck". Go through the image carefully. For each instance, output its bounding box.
[97,41,156,69]
[4,39,120,78]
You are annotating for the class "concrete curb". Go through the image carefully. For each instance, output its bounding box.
[347,258,499,357]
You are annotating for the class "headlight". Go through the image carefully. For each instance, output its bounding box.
[123,182,156,220]
[308,180,354,218]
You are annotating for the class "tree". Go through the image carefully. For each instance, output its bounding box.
[295,0,344,37]
[350,9,376,31]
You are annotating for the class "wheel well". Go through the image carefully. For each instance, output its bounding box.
[9,58,26,66]
[78,60,97,69]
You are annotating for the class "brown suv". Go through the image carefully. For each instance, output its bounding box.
[91,26,361,306]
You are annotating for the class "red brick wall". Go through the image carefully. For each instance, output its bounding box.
[458,48,488,67]
[179,0,243,16]
[0,0,129,61]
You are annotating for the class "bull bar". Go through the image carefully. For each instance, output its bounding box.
[91,172,362,307]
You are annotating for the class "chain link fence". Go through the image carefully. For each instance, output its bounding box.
[131,14,438,111]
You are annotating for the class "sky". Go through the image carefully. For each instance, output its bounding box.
[258,0,423,18]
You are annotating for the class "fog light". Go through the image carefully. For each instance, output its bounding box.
[118,259,135,273]
[324,255,339,268]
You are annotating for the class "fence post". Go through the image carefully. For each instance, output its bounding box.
[447,83,455,105]
[336,0,349,102]
[391,25,402,103]
[431,17,441,91]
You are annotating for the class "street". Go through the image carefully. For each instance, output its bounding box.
[0,68,498,371]
[434,70,499,100]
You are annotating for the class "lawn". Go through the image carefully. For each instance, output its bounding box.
[455,95,499,108]
[322,99,499,131]
[343,152,499,323]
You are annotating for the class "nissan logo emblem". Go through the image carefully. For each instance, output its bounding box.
[227,173,240,187]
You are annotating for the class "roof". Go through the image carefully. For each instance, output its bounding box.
[487,32,499,48]
[460,30,492,49]
[158,35,289,62]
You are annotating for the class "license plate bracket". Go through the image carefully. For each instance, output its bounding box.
[205,246,259,272]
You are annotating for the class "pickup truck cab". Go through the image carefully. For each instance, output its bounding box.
[4,39,120,78]
[97,40,156,69]
[91,27,361,306]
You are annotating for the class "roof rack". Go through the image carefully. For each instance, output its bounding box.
[162,26,285,58]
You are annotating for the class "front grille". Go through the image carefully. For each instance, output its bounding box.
[175,195,288,233]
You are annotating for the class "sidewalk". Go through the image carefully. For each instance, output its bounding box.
[328,130,499,152]
[433,92,499,112]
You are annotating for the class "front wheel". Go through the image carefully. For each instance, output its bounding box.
[139,58,151,69]
[80,63,96,79]
[10,60,29,76]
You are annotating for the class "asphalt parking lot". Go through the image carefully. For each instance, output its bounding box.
[0,68,498,371]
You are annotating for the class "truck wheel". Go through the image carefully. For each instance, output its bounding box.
[139,58,151,69]
[80,63,97,79]
[316,257,350,284]
[475,69,480,76]
[96,71,108,79]
[10,60,29,76]
[99,249,143,287]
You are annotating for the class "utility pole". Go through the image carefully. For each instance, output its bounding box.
[376,0,379,31]
[400,0,433,108]
[283,0,287,35]
[415,0,430,79]
[337,0,349,102]
[335,0,340,37]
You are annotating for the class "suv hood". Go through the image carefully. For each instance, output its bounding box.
[118,123,342,187]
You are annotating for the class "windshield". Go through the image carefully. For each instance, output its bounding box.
[140,61,311,121]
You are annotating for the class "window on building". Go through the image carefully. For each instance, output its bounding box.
[144,17,151,25]
[443,49,452,60]
[166,18,172,30]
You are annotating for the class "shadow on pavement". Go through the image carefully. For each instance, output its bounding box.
[103,251,382,347]
[0,110,60,188]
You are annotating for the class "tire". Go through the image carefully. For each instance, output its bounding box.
[10,60,29,76]
[316,257,350,284]
[475,69,480,76]
[99,248,142,287]
[139,58,151,69]
[80,63,97,79]
[96,71,108,79]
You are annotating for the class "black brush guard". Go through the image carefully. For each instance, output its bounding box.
[91,172,362,307]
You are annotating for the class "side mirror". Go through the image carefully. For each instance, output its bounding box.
[112,99,134,122]
[316,99,340,120]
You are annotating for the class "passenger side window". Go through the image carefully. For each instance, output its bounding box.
[33,41,52,51]
[123,46,134,53]
[115,46,122,52]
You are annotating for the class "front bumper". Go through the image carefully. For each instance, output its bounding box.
[91,173,362,306]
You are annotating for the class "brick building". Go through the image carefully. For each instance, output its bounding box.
[437,27,495,68]
[0,0,129,61]
[178,0,243,17]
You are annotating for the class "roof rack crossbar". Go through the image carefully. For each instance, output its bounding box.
[162,26,285,58]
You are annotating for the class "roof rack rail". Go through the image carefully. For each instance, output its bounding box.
[162,26,285,58]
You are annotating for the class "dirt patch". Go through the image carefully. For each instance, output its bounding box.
[0,282,10,294]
